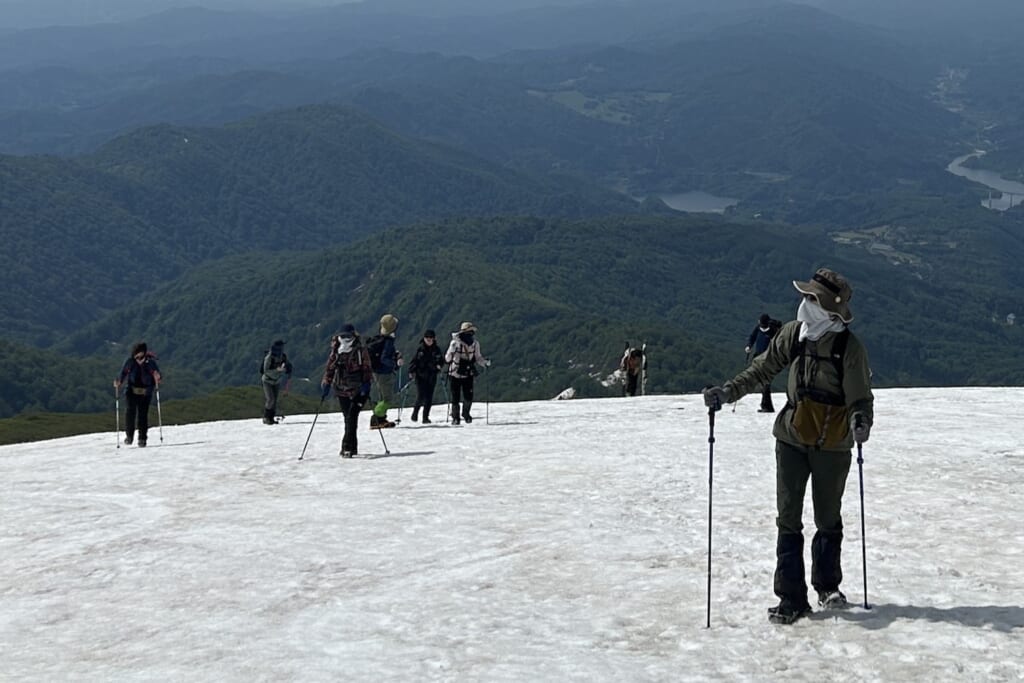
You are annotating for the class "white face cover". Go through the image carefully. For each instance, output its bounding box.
[336,336,355,353]
[797,297,845,341]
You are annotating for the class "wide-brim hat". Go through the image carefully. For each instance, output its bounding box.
[380,314,399,335]
[793,268,853,323]
[459,321,476,333]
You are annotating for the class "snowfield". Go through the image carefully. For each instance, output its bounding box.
[2,387,1022,681]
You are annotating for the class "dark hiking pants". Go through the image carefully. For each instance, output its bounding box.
[414,374,438,419]
[450,376,475,420]
[773,440,851,604]
[125,391,152,441]
[338,395,363,454]
[625,372,638,397]
[262,381,281,420]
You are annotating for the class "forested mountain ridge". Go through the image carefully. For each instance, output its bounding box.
[30,212,1024,421]
[0,104,643,345]
[3,0,1024,429]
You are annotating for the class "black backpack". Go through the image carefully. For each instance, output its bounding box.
[365,335,386,373]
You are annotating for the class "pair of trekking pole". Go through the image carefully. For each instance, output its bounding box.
[114,385,163,448]
[299,390,390,461]
[703,399,870,628]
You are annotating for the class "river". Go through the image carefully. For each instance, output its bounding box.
[947,152,1024,211]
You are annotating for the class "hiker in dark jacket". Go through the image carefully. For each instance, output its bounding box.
[444,321,490,424]
[113,342,162,447]
[260,339,293,425]
[408,329,444,423]
[703,268,874,625]
[746,313,783,412]
[321,324,373,458]
[366,313,403,429]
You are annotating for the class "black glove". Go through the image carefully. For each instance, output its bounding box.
[702,385,732,410]
[852,417,870,444]
[320,382,331,399]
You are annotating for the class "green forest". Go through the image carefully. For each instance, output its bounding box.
[2,0,1024,442]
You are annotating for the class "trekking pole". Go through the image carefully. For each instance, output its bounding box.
[441,375,451,424]
[115,389,121,450]
[396,367,404,421]
[156,386,164,443]
[621,341,629,397]
[398,378,412,421]
[706,390,722,628]
[856,428,871,610]
[298,397,326,461]
[485,365,490,425]
[376,419,391,456]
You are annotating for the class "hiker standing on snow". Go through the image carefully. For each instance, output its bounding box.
[445,321,490,424]
[745,313,782,412]
[702,268,873,625]
[260,339,292,425]
[620,347,644,397]
[366,313,403,429]
[114,342,162,448]
[321,324,373,458]
[408,329,444,423]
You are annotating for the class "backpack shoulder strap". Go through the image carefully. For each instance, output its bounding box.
[830,328,850,384]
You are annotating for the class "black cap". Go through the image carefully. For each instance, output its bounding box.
[339,324,356,338]
[424,329,436,338]
[759,313,770,326]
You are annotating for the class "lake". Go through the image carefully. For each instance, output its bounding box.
[947,153,1024,211]
[658,190,739,213]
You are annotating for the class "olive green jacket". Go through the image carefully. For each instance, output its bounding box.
[724,320,873,450]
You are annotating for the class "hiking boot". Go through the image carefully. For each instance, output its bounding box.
[451,417,460,425]
[411,409,419,422]
[817,590,849,609]
[422,417,431,424]
[262,417,276,425]
[341,450,355,458]
[124,435,133,446]
[767,599,812,625]
[370,419,396,430]
[758,408,775,413]
[138,438,147,448]
[462,414,473,423]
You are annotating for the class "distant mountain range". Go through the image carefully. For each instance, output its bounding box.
[0,105,642,345]
[2,0,1024,423]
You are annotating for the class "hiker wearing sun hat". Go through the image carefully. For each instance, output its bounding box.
[702,267,874,625]
[444,321,490,424]
[363,313,404,429]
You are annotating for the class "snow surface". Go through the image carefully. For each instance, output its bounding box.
[2,387,1022,681]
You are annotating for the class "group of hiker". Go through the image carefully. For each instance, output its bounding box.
[272,315,491,458]
[111,266,874,626]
